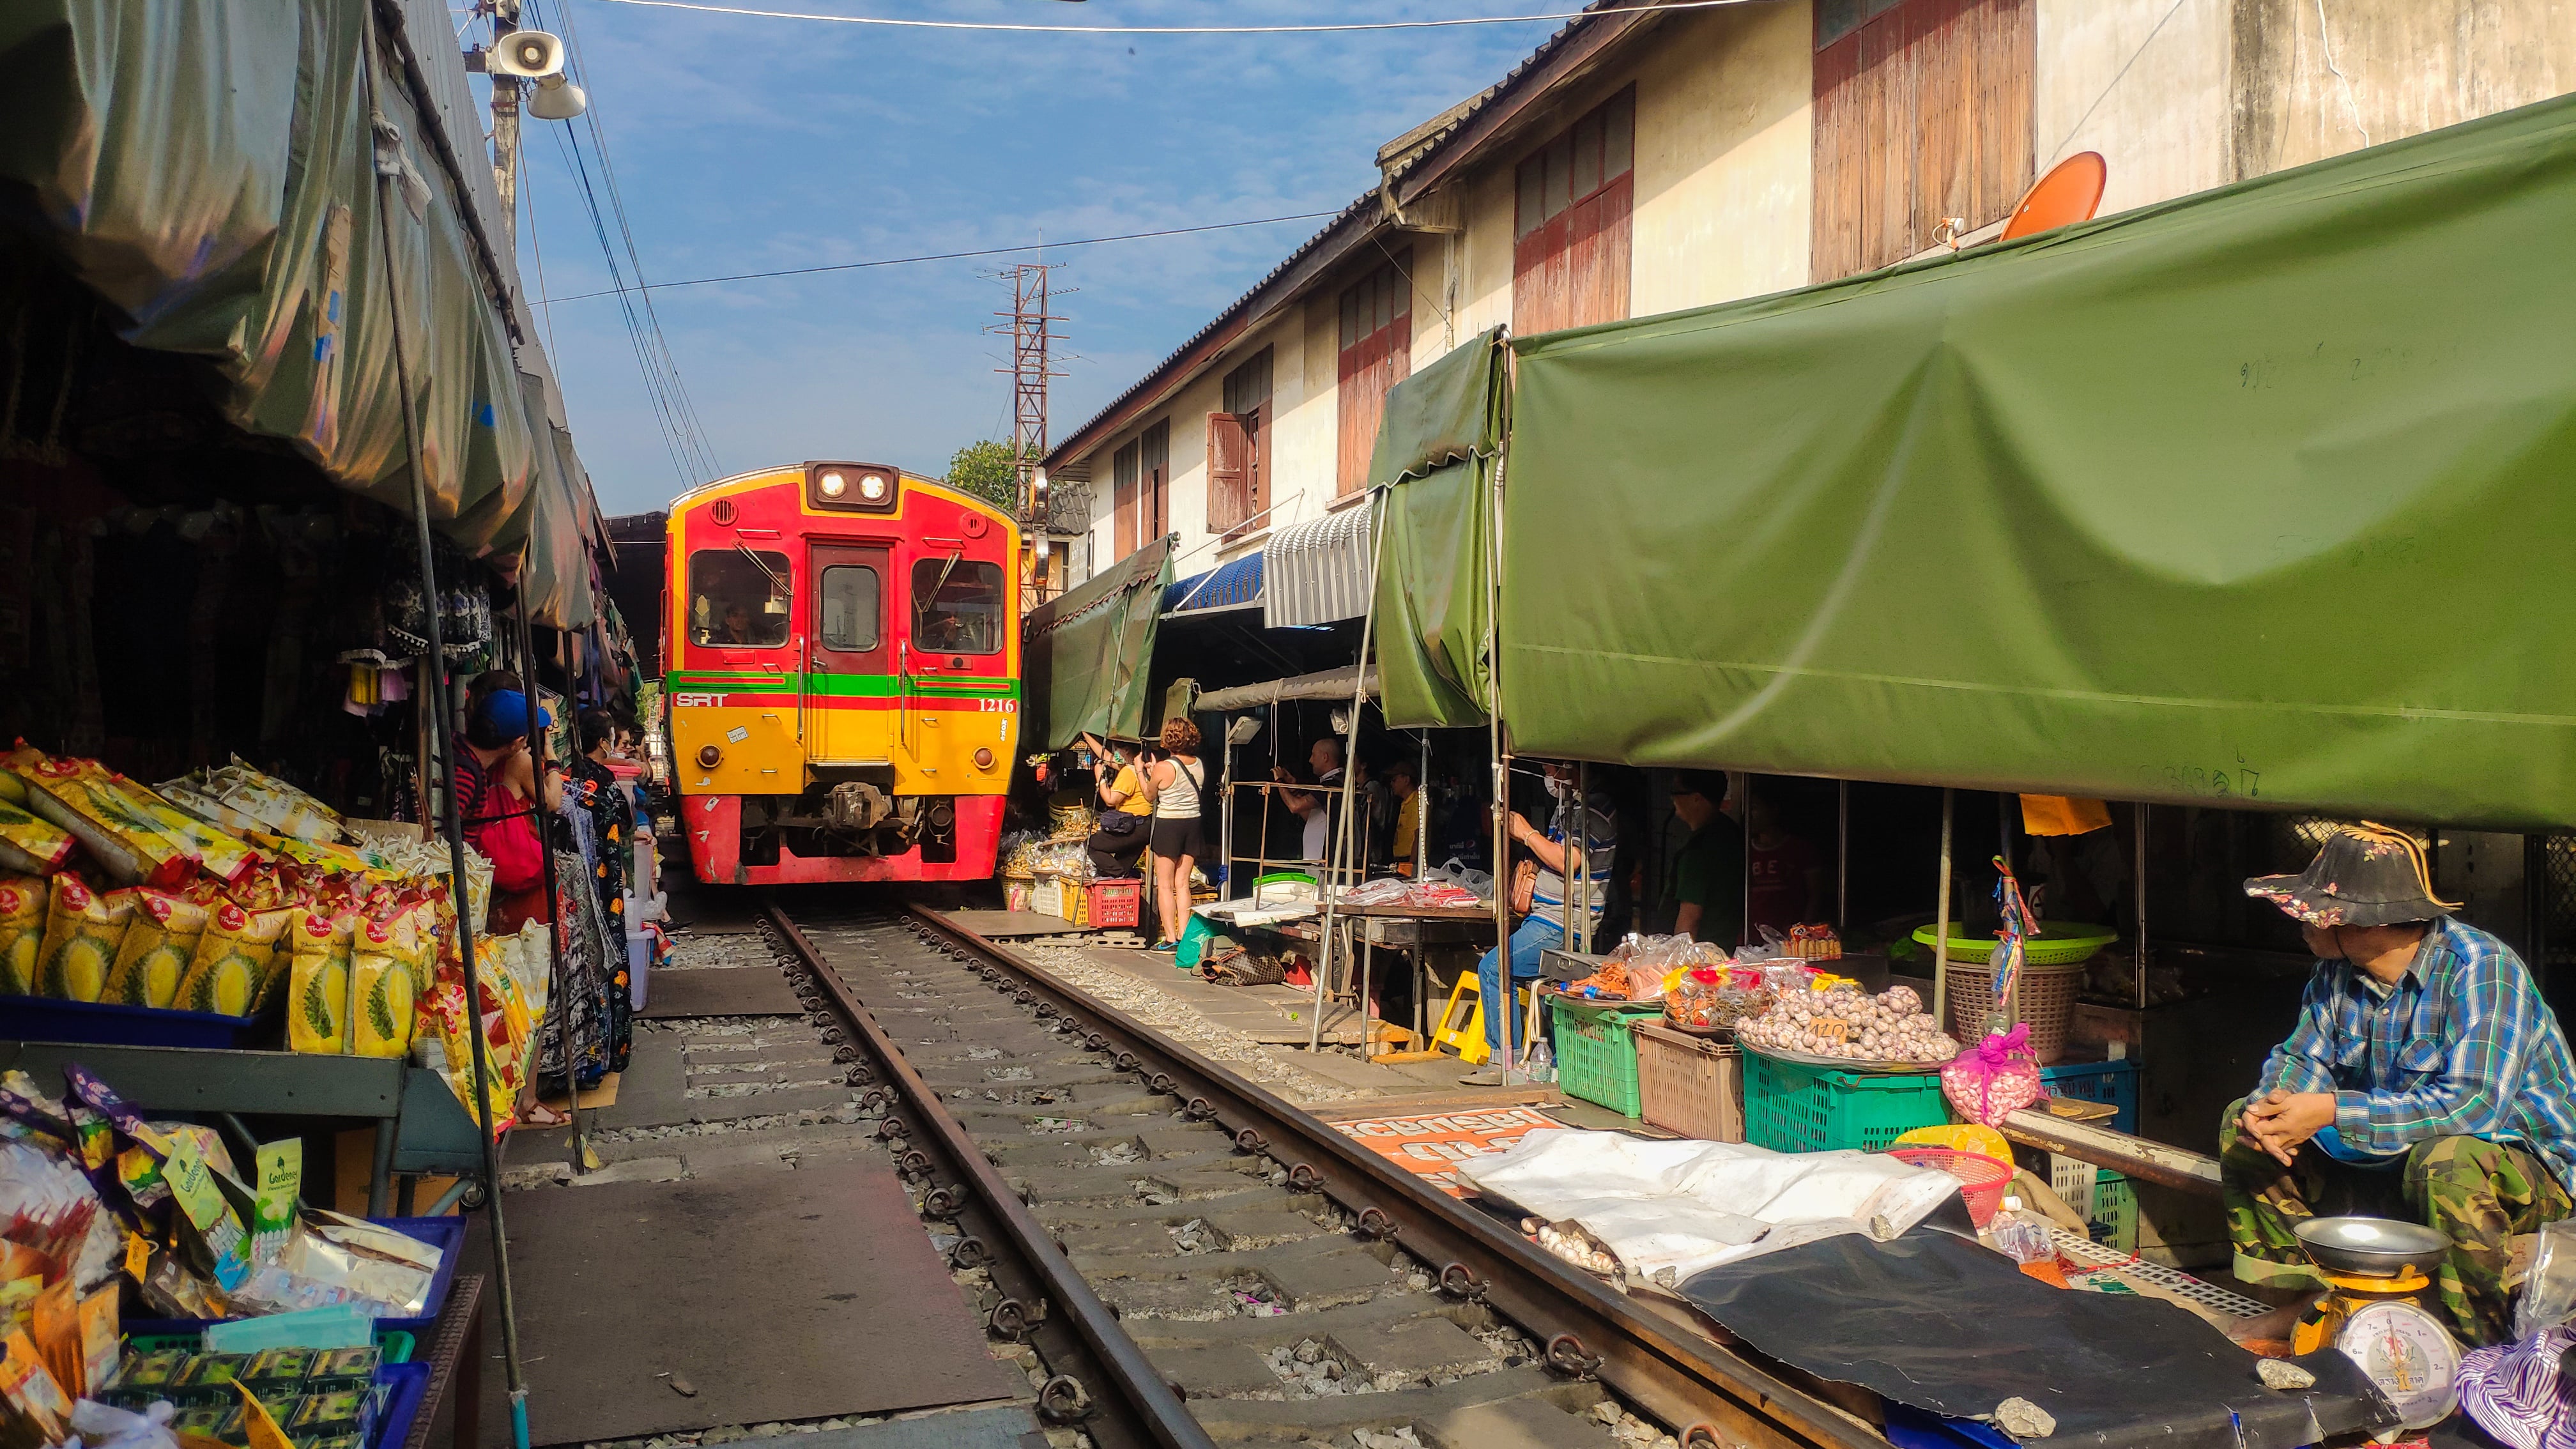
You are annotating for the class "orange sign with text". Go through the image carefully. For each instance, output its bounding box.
[1328,1108,1560,1197]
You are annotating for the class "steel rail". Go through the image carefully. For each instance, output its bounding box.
[764,905,1220,1449]
[903,905,1887,1449]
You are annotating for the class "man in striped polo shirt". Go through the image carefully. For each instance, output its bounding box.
[1459,762,1615,1087]
[2223,824,2576,1345]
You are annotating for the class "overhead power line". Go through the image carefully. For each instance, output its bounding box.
[588,0,1759,34]
[535,210,1344,303]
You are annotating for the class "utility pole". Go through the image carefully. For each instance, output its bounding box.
[489,1,523,245]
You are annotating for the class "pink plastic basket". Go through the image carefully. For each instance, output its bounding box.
[1886,1147,2016,1228]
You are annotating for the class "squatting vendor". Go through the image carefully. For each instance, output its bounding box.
[2222,823,2576,1344]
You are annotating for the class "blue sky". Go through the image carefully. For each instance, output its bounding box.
[509,0,1561,516]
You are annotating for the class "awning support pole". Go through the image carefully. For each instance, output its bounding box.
[2134,803,2150,1013]
[364,26,533,1446]
[1309,488,1384,1052]
[1836,779,1850,930]
[1487,441,1514,1079]
[1933,788,1955,1031]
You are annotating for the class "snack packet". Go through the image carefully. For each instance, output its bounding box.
[347,926,415,1059]
[0,801,73,877]
[102,889,210,1009]
[35,875,135,1002]
[18,757,198,887]
[178,903,293,1018]
[0,877,43,995]
[282,907,359,1054]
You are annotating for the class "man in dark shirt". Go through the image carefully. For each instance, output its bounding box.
[1667,771,1745,946]
[1745,786,1825,937]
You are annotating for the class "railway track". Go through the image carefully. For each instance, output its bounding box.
[761,894,1888,1449]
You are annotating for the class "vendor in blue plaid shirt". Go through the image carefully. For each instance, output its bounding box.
[2221,823,2576,1345]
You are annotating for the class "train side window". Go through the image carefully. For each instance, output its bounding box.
[818,565,881,652]
[910,557,1004,656]
[688,549,792,647]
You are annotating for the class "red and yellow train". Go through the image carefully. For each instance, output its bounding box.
[662,461,1020,885]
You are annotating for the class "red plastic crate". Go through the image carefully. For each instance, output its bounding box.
[1086,879,1142,928]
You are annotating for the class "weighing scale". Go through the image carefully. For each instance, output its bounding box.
[2289,1216,2462,1431]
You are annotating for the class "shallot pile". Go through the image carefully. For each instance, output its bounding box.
[1735,983,1960,1064]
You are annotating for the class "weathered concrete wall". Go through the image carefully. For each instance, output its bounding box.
[2230,0,2576,180]
[1630,1,1815,314]
[2037,0,2233,217]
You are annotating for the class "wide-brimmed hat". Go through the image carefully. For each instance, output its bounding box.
[2244,823,2460,928]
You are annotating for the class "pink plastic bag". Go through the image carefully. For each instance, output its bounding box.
[1941,1023,2044,1126]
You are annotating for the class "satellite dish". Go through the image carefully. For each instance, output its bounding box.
[2000,151,2107,241]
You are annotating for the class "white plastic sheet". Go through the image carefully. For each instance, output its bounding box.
[1457,1129,1959,1284]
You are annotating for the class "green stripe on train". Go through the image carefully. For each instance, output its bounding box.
[668,671,1017,698]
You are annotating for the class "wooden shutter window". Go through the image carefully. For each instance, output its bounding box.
[1206,412,1252,535]
[1141,420,1170,541]
[1112,440,1140,558]
[1512,88,1635,337]
[1336,257,1413,496]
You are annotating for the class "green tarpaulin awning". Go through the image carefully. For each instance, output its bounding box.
[1505,93,2576,831]
[1370,327,1510,730]
[0,0,599,623]
[1027,535,1174,750]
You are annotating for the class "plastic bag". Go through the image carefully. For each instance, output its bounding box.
[0,875,43,995]
[177,902,293,1017]
[1941,1023,2045,1125]
[103,889,209,1008]
[0,799,74,876]
[35,874,134,1001]
[1423,857,1493,897]
[2518,1218,2576,1340]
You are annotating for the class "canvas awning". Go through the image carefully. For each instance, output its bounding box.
[1163,551,1264,617]
[1262,502,1375,628]
[1503,93,2576,830]
[1027,537,1175,749]
[1371,328,1509,730]
[0,0,603,624]
[1195,666,1378,714]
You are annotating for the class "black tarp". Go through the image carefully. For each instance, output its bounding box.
[1676,1222,2396,1449]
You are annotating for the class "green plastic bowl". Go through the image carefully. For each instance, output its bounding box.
[1910,922,2117,967]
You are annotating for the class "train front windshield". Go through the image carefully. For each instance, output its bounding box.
[690,549,791,647]
[910,557,1004,655]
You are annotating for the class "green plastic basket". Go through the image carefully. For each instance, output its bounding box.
[1550,998,1659,1117]
[1910,921,2117,966]
[2089,1170,2138,1254]
[122,1329,416,1363]
[1742,1050,1951,1153]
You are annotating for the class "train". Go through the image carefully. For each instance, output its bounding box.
[661,460,1021,885]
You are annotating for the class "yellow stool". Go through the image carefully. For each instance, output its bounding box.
[1430,974,1537,1067]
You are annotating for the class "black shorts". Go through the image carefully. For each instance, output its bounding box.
[1149,815,1205,861]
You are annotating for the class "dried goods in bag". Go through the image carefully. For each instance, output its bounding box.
[177,903,291,1018]
[284,908,358,1055]
[0,801,73,877]
[19,756,199,886]
[35,875,134,1002]
[102,889,210,1009]
[0,877,43,995]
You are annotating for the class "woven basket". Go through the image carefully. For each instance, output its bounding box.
[1940,958,2084,1064]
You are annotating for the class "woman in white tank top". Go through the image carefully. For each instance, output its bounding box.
[1140,717,1207,951]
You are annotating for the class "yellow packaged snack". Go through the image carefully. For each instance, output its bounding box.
[0,876,43,995]
[284,907,358,1054]
[349,947,415,1058]
[371,910,429,993]
[19,758,197,886]
[35,876,134,1001]
[102,889,210,1009]
[177,903,291,1018]
[0,801,73,877]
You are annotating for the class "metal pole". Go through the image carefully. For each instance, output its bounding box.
[2133,803,2150,1013]
[1836,779,1850,930]
[1416,730,1433,1043]
[362,29,533,1445]
[1933,788,1954,1034]
[516,582,582,1173]
[1486,433,1514,1079]
[1310,489,1383,1052]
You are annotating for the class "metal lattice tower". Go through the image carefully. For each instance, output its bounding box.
[995,263,1067,524]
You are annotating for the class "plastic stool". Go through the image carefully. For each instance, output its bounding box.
[1430,976,1535,1068]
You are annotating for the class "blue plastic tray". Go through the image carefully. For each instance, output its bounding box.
[124,1216,466,1342]
[0,993,271,1048]
[371,1361,431,1449]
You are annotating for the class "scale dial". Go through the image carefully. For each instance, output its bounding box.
[2336,1300,2461,1430]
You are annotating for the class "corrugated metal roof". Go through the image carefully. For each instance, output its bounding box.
[1162,551,1266,615]
[1264,500,1377,629]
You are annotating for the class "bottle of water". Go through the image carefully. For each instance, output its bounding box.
[1524,1039,1556,1084]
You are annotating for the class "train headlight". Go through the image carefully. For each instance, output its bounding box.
[697,744,722,769]
[973,747,995,770]
[858,472,890,502]
[818,470,848,498]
